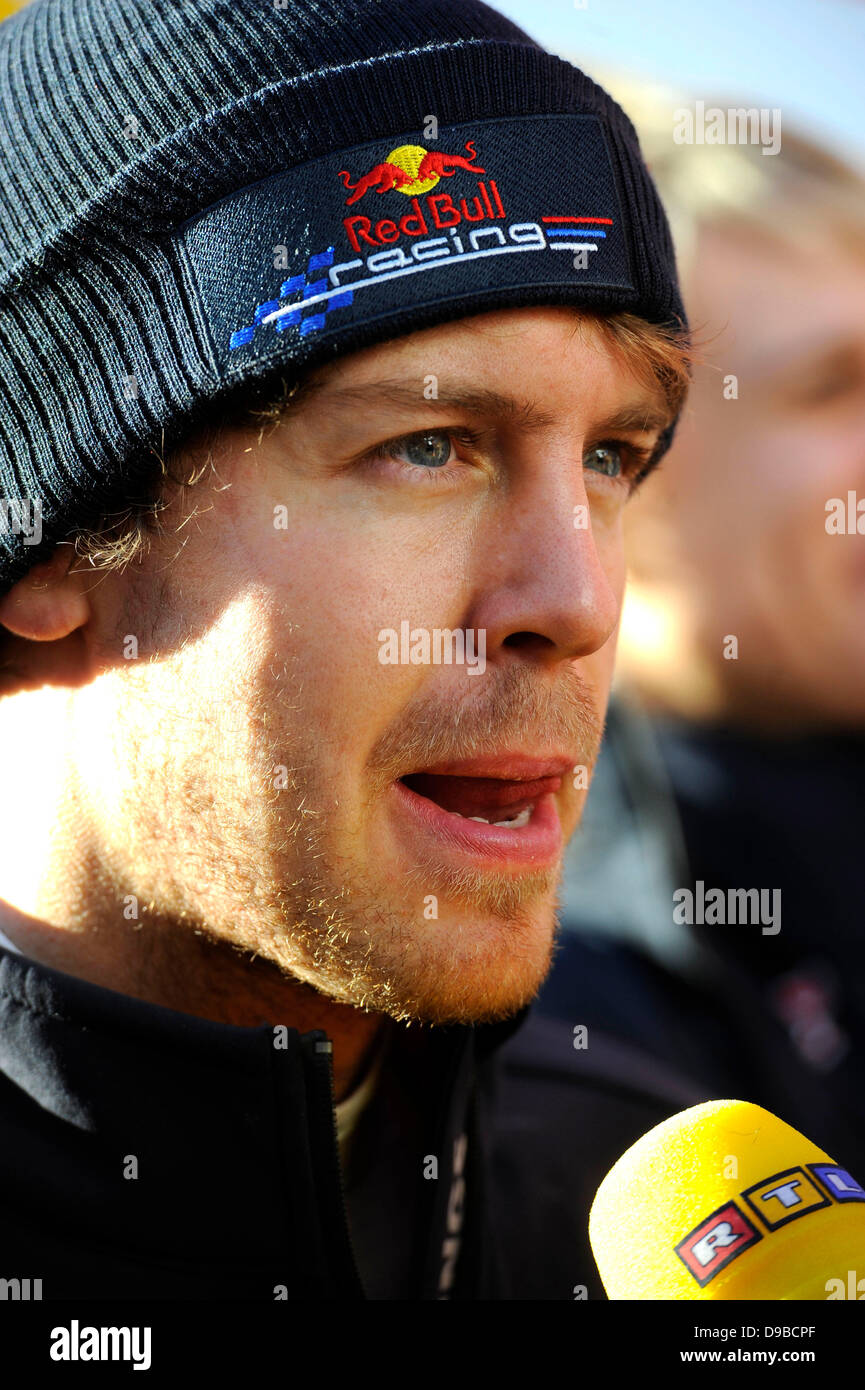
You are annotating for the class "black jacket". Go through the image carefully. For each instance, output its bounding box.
[0,943,702,1301]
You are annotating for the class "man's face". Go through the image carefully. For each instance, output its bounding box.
[76,307,666,1024]
[649,225,865,725]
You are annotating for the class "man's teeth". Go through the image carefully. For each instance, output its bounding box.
[453,807,533,828]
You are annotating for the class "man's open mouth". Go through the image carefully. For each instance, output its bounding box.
[388,755,571,870]
[398,771,561,827]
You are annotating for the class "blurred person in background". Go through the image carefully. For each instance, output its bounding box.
[539,98,865,1177]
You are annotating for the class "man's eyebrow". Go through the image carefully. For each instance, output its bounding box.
[309,379,556,427]
[304,378,671,435]
[592,400,672,436]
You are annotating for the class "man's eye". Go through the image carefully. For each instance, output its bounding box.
[584,443,624,478]
[386,431,455,469]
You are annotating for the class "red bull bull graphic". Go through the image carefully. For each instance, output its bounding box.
[338,140,485,205]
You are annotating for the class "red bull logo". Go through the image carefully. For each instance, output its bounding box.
[217,113,629,361]
[337,139,507,256]
[338,140,485,205]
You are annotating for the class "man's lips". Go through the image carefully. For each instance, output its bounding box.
[385,753,573,871]
[398,755,572,820]
[401,772,563,818]
[389,779,563,868]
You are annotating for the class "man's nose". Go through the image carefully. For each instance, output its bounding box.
[466,461,621,667]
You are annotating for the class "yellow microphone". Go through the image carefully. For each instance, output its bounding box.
[589,1099,865,1299]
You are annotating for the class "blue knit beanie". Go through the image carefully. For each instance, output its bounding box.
[0,0,687,596]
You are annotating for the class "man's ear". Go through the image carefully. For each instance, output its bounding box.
[0,546,91,642]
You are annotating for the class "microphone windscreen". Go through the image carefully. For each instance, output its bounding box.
[589,1099,865,1298]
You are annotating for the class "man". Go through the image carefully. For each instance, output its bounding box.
[0,0,693,1299]
[544,106,865,1183]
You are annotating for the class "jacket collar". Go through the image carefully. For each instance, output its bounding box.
[0,944,529,1298]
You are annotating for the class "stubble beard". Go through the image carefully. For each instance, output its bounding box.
[248,660,603,1025]
[113,628,602,1027]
